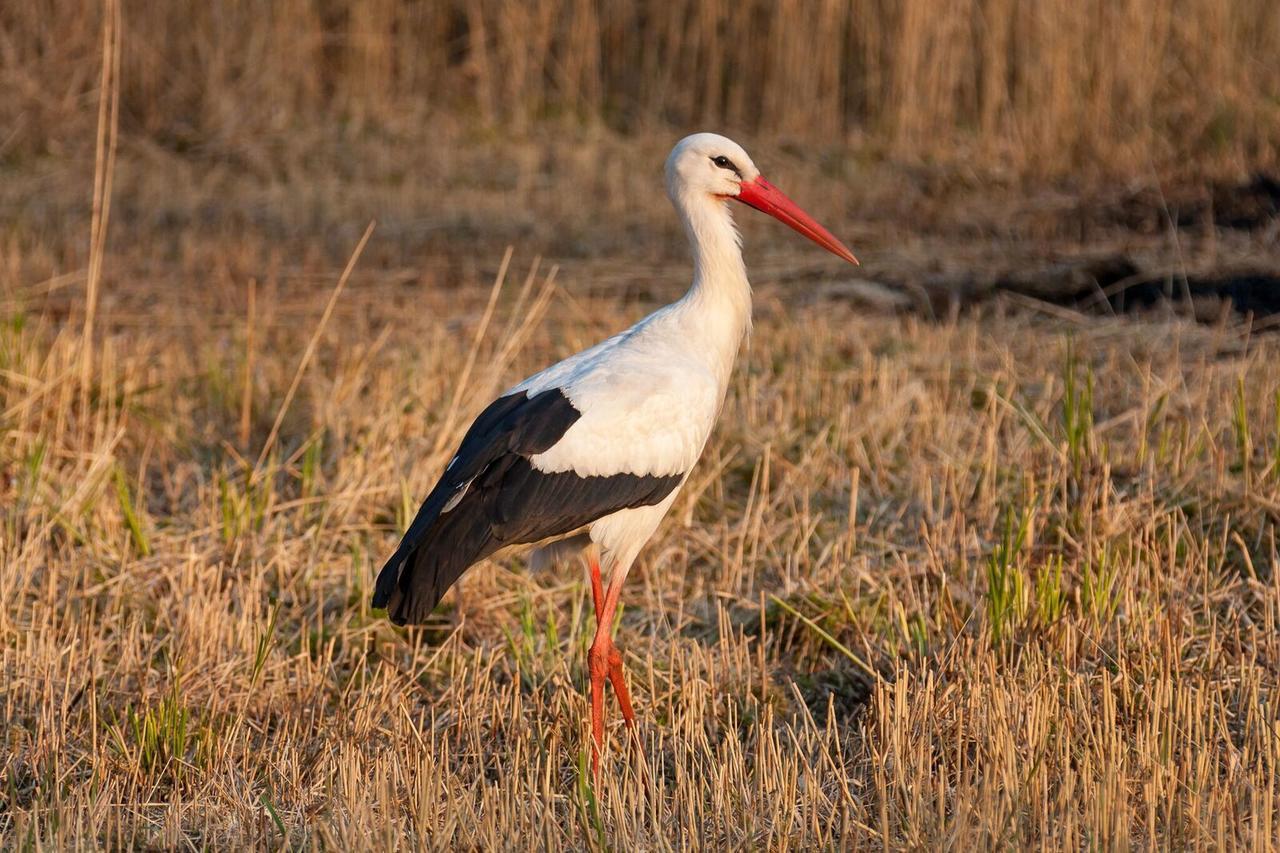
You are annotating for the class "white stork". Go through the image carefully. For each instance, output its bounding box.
[373,132,857,769]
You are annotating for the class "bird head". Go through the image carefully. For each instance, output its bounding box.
[665,132,858,265]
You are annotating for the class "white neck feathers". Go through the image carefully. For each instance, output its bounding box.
[667,188,753,380]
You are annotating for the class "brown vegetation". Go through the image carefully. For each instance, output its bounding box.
[4,0,1279,178]
[3,1,1280,849]
[4,238,1280,846]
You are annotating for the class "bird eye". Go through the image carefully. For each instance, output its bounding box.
[711,155,737,172]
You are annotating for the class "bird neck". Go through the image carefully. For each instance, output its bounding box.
[671,191,753,373]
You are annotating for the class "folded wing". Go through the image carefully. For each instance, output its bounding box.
[372,387,682,625]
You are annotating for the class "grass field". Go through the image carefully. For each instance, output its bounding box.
[4,230,1280,846]
[4,1,1280,849]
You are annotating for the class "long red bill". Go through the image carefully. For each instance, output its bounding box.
[735,176,858,265]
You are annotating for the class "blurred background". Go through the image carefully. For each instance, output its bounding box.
[4,0,1279,315]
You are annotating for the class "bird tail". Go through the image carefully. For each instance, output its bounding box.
[371,487,499,625]
[370,550,409,614]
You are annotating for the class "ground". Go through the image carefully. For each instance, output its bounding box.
[2,134,1279,848]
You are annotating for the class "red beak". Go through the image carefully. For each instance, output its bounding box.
[734,176,858,265]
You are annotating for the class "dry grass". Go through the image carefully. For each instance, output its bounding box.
[3,230,1279,846]
[3,3,1280,848]
[3,0,1279,178]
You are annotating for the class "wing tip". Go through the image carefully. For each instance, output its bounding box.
[372,550,443,626]
[371,552,405,609]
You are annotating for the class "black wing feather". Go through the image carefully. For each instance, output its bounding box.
[372,388,681,625]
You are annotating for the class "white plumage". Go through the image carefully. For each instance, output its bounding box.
[518,312,726,477]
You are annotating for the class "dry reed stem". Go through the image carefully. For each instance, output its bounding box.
[79,0,121,413]
[239,278,256,450]
[2,0,1277,178]
[252,221,375,478]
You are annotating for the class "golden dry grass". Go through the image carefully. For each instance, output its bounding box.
[3,234,1279,846]
[3,3,1280,849]
[4,0,1279,178]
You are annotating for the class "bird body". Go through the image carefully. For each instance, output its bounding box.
[373,132,857,769]
[515,300,731,479]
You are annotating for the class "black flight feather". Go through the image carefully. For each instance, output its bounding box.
[372,388,682,625]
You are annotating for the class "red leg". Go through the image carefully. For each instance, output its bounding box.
[589,555,604,619]
[608,642,652,793]
[587,566,633,774]
[589,553,632,723]
[607,647,636,727]
[588,638,607,769]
